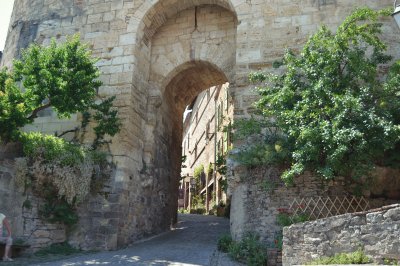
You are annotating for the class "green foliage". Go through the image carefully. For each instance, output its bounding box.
[227,233,267,266]
[384,258,399,265]
[0,34,121,149]
[190,208,206,215]
[273,231,283,250]
[261,179,276,192]
[233,139,289,168]
[309,248,371,265]
[0,69,31,142]
[233,117,291,170]
[34,242,81,257]
[181,155,187,169]
[3,39,118,230]
[207,163,213,176]
[18,132,110,226]
[178,208,190,214]
[217,234,233,252]
[22,199,32,210]
[13,238,27,246]
[220,178,228,193]
[39,182,79,226]
[20,132,86,166]
[249,8,400,184]
[233,118,265,140]
[13,35,101,119]
[190,194,206,214]
[193,164,204,180]
[191,194,205,209]
[275,213,293,227]
[90,96,121,149]
[276,213,309,227]
[0,36,119,227]
[216,154,227,175]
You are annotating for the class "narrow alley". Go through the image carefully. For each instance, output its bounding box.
[31,215,231,266]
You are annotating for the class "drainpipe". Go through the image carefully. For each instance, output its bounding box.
[213,90,218,203]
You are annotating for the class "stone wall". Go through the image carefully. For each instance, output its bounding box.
[283,204,400,265]
[0,142,128,251]
[0,143,66,252]
[229,168,346,245]
[228,165,397,246]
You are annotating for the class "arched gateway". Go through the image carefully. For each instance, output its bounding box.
[1,0,398,251]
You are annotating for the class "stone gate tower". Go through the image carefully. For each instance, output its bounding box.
[1,0,399,250]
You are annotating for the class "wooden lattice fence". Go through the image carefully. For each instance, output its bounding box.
[286,196,370,222]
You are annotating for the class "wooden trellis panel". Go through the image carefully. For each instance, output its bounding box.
[288,196,370,222]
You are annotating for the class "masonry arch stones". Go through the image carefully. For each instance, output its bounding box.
[128,0,240,94]
[128,2,240,232]
[128,0,241,45]
[131,1,239,170]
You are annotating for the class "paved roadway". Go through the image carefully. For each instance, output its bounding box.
[32,214,231,266]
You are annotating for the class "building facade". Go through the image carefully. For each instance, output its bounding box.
[180,83,232,213]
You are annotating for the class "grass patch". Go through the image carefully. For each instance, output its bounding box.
[217,234,233,253]
[308,249,371,265]
[217,233,267,266]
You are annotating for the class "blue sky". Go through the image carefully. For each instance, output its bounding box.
[0,0,15,51]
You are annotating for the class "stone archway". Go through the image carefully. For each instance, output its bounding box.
[132,2,238,237]
[145,59,230,225]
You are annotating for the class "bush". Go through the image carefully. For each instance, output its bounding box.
[227,233,267,266]
[276,213,309,227]
[309,249,371,265]
[383,258,399,265]
[20,132,86,166]
[217,234,233,252]
[16,132,111,226]
[247,8,400,185]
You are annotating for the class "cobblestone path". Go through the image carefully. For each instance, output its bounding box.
[32,214,230,266]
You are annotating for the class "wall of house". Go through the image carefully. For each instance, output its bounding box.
[181,83,233,211]
[283,204,400,265]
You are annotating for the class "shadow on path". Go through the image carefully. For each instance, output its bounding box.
[22,214,230,266]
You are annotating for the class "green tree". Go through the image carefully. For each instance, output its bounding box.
[0,35,120,146]
[250,8,400,184]
[0,69,30,141]
[2,35,121,226]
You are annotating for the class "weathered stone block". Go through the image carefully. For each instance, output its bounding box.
[283,205,400,265]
